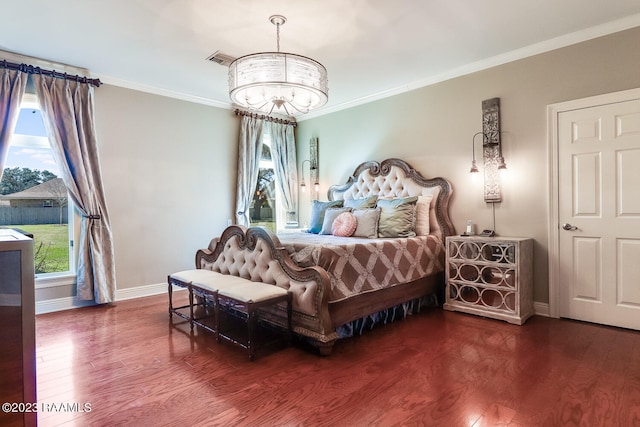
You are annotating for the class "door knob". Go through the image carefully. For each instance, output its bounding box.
[562,223,578,231]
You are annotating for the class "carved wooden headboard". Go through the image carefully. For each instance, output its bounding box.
[327,158,455,240]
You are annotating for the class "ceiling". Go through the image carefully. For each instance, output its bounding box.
[3,0,640,119]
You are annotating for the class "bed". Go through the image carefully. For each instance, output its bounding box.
[195,158,455,355]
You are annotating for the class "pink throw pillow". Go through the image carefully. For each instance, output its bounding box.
[332,212,357,237]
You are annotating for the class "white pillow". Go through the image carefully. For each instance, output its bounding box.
[415,194,433,236]
[352,208,381,238]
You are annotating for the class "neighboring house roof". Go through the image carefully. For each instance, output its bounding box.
[0,178,66,200]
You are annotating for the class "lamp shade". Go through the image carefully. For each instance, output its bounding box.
[229,52,328,115]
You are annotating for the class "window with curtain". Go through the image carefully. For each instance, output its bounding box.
[0,93,76,282]
[1,61,116,304]
[250,132,278,232]
[236,111,297,232]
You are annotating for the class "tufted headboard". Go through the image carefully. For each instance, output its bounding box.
[327,158,455,240]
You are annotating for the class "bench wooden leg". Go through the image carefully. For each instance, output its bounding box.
[247,302,256,361]
[168,276,193,323]
[188,286,194,331]
[214,293,221,343]
[167,276,173,318]
[287,292,293,345]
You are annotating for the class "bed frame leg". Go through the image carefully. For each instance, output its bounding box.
[317,340,336,356]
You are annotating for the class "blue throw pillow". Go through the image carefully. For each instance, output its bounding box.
[308,200,343,234]
[344,195,378,209]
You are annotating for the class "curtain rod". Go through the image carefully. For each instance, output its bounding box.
[1,59,102,88]
[234,109,297,127]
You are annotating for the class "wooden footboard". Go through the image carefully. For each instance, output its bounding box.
[195,226,339,353]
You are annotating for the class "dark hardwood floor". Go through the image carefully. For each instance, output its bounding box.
[35,292,640,426]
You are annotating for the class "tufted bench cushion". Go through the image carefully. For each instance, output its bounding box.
[169,269,227,286]
[191,270,255,294]
[175,269,259,292]
[217,281,288,302]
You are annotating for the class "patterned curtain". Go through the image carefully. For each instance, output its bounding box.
[235,115,264,226]
[266,121,298,226]
[0,67,27,181]
[33,74,117,304]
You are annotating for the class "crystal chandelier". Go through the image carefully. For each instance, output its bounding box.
[228,15,329,116]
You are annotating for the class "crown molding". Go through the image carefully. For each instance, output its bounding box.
[97,74,231,109]
[298,14,640,121]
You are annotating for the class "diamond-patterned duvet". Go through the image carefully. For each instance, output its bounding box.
[277,233,445,303]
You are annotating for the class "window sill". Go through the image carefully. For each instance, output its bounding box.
[36,273,76,289]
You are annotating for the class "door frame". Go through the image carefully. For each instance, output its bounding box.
[547,87,640,318]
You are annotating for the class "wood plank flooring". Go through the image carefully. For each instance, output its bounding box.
[34,292,640,426]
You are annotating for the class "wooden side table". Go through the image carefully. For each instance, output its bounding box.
[444,236,534,325]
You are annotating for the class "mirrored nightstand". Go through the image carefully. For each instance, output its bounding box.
[444,236,534,325]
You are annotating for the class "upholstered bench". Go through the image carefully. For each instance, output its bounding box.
[167,269,292,360]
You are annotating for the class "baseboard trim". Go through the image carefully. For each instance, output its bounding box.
[534,302,550,317]
[35,282,185,315]
[117,282,168,301]
[36,297,97,315]
[37,281,553,319]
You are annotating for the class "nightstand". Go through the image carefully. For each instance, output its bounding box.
[443,236,534,325]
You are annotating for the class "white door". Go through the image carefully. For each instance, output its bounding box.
[557,98,640,330]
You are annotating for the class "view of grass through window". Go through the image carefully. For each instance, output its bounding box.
[0,98,72,275]
[5,224,69,273]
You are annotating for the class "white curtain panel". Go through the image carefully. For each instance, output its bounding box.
[266,121,298,226]
[235,115,264,226]
[0,67,27,181]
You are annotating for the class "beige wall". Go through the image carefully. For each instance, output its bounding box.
[95,86,238,292]
[295,26,640,305]
[37,86,238,302]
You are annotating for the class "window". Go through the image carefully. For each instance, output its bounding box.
[249,131,294,232]
[0,93,76,285]
[250,133,277,232]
